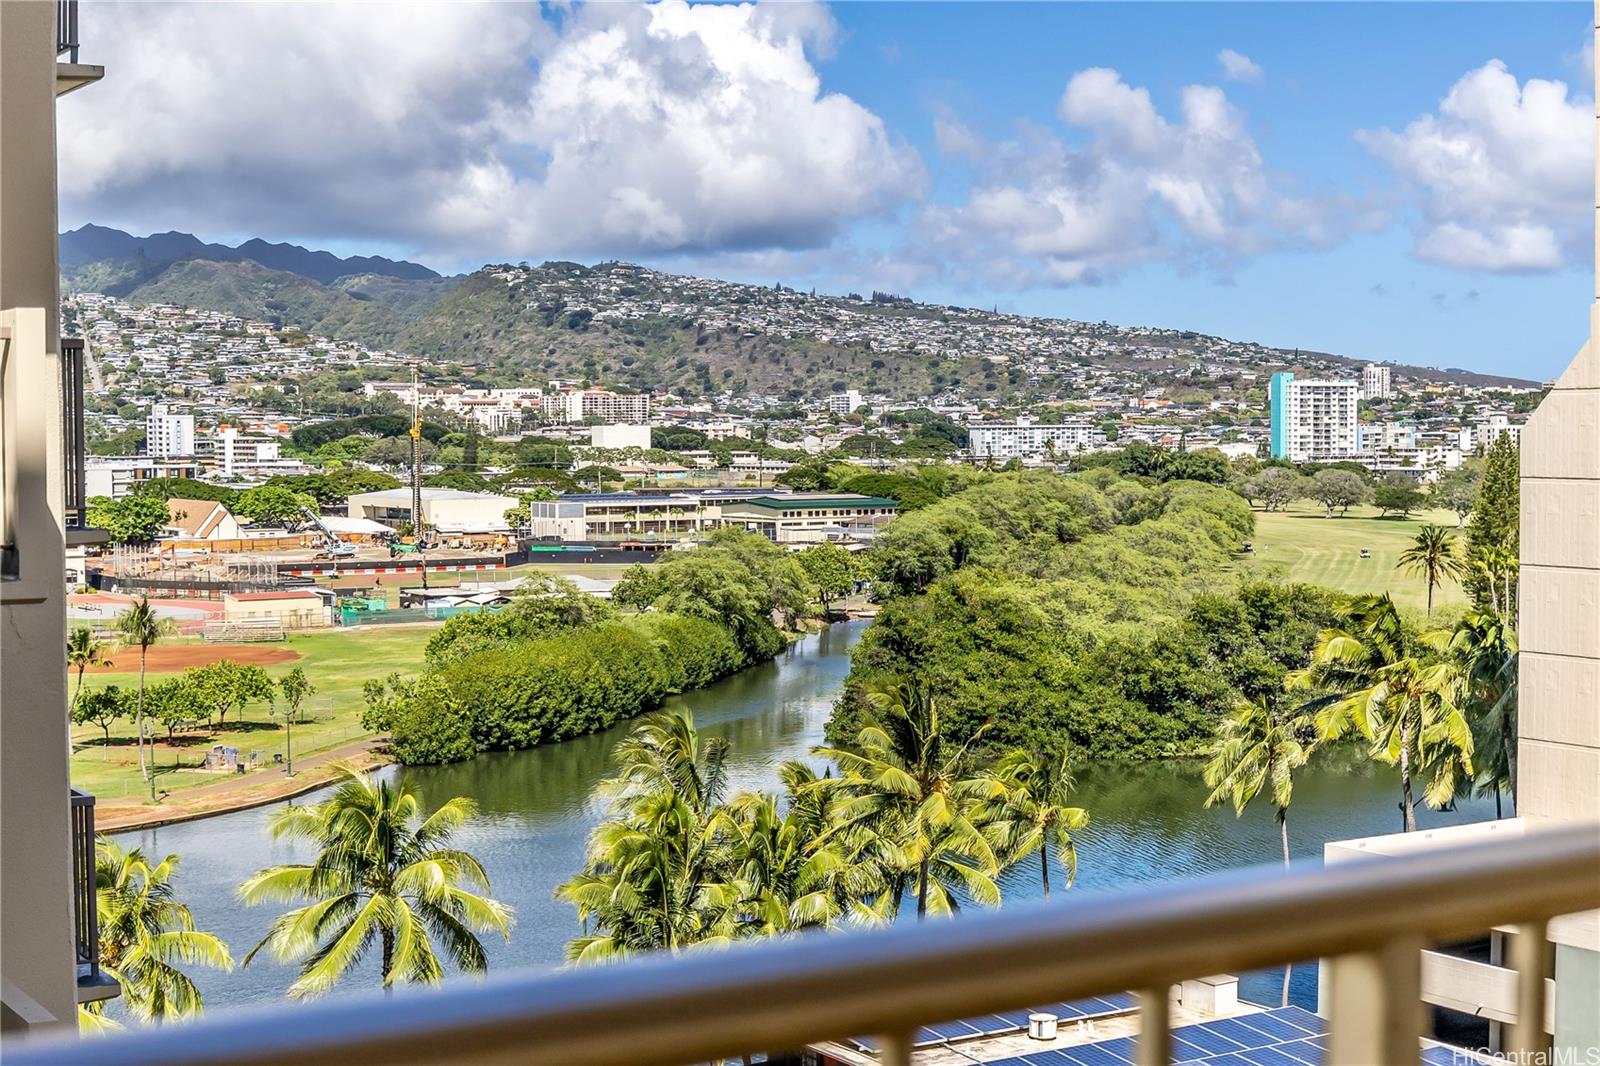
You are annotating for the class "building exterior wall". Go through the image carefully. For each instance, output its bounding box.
[1361,364,1392,400]
[590,423,652,450]
[1270,373,1359,462]
[0,0,88,1031]
[145,404,195,457]
[970,422,1100,460]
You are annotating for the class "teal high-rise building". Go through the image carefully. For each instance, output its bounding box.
[1269,372,1293,460]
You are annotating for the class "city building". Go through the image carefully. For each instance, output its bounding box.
[589,423,652,450]
[1474,414,1522,451]
[83,456,201,499]
[827,389,864,416]
[212,426,281,477]
[162,498,242,541]
[1269,372,1359,461]
[1361,364,1392,400]
[720,493,897,544]
[144,403,194,457]
[553,387,650,424]
[345,487,519,534]
[220,589,331,630]
[969,420,1102,461]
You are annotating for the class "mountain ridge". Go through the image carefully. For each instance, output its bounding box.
[58,227,1541,398]
[60,224,442,285]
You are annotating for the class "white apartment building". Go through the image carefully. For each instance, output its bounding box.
[969,420,1101,460]
[1361,364,1392,400]
[83,456,202,499]
[1473,414,1522,451]
[554,388,651,424]
[211,426,281,477]
[1358,422,1416,452]
[144,403,194,457]
[590,423,652,450]
[1269,373,1359,461]
[827,389,863,416]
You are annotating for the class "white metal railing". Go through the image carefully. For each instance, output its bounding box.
[8,823,1597,1066]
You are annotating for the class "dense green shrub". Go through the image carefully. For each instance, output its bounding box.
[425,575,618,666]
[381,611,755,765]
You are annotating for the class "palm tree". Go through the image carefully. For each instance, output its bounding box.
[1203,697,1313,1005]
[720,762,888,936]
[116,598,173,782]
[66,626,112,755]
[89,838,232,1023]
[1397,525,1465,617]
[1289,595,1472,832]
[67,625,112,710]
[558,709,741,961]
[976,747,1088,899]
[1448,608,1519,817]
[238,764,513,998]
[815,678,1000,919]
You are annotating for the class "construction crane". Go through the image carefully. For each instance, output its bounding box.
[299,506,358,558]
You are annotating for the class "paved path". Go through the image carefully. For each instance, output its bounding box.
[96,737,388,832]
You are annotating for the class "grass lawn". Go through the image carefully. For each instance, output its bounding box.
[1239,502,1471,616]
[70,626,434,803]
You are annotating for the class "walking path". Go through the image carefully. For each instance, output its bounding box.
[96,737,389,832]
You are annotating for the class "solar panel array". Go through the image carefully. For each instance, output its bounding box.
[978,1006,1470,1066]
[846,993,1138,1053]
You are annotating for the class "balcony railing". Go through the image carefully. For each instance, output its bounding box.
[59,339,87,534]
[55,0,78,62]
[69,790,97,986]
[8,822,1596,1066]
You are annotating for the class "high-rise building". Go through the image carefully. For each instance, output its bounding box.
[1361,364,1392,400]
[555,388,650,424]
[1269,372,1359,461]
[145,403,194,457]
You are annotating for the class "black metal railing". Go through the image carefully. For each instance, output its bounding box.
[56,0,79,61]
[60,338,87,530]
[70,789,99,984]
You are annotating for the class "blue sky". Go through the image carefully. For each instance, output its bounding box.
[60,2,1592,379]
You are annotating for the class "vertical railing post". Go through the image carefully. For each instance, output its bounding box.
[875,1030,915,1066]
[1136,986,1171,1066]
[60,339,86,530]
[1324,936,1423,1065]
[69,790,99,983]
[1507,921,1553,1059]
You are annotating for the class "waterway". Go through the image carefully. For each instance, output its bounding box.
[116,619,1498,1018]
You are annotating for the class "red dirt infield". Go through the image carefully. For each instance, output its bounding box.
[82,643,302,674]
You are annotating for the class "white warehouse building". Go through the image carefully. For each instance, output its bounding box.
[345,488,519,534]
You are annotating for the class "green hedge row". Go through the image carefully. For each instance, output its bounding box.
[376,613,749,765]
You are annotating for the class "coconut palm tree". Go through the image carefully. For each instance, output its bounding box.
[1397,524,1465,617]
[238,764,512,998]
[976,746,1088,899]
[558,709,741,961]
[720,762,888,936]
[1288,595,1472,832]
[115,598,173,782]
[67,625,112,710]
[89,838,232,1023]
[815,678,1000,919]
[1448,608,1519,817]
[1203,696,1313,1005]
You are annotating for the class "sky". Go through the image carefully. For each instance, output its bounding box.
[58,2,1593,380]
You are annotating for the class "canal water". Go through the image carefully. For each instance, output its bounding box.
[116,619,1498,1017]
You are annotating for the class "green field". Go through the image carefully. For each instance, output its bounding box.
[70,626,433,803]
[1239,503,1470,615]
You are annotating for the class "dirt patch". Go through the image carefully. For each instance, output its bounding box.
[83,643,302,674]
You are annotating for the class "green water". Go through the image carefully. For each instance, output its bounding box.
[117,619,1498,1015]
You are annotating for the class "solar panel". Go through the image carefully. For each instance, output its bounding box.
[1177,1024,1248,1056]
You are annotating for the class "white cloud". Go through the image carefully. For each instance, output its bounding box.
[1217,49,1262,84]
[1357,59,1591,272]
[60,0,922,264]
[922,68,1335,286]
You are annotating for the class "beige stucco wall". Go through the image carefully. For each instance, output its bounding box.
[0,0,79,1032]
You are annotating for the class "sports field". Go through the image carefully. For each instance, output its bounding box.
[1240,503,1470,615]
[70,626,433,805]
